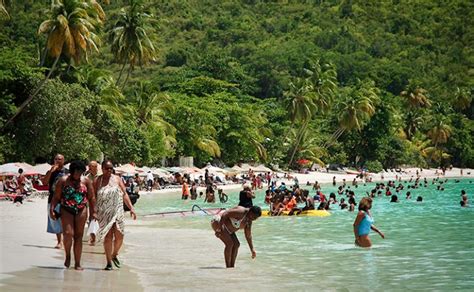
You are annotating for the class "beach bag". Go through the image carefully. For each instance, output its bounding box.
[87,219,99,235]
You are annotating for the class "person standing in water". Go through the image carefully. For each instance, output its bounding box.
[460,190,468,207]
[94,160,137,270]
[211,206,262,268]
[238,185,254,208]
[353,197,384,247]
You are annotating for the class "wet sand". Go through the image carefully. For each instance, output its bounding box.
[0,199,143,291]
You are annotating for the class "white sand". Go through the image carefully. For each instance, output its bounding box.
[0,198,143,291]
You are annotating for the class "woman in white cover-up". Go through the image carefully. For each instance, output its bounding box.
[94,160,137,270]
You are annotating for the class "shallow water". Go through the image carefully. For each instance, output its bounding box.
[129,179,474,291]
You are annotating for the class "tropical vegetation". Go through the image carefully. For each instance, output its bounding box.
[0,0,472,170]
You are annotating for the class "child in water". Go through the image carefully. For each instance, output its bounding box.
[218,189,228,203]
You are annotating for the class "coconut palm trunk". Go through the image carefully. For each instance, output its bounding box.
[287,121,309,168]
[122,65,133,90]
[116,62,127,86]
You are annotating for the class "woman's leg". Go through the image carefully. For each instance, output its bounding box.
[61,211,74,268]
[112,224,124,259]
[55,234,62,249]
[73,209,87,270]
[103,225,115,268]
[229,233,240,268]
[217,230,234,268]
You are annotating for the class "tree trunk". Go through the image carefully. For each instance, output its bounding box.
[3,54,61,129]
[287,121,309,169]
[121,64,132,90]
[324,128,345,149]
[116,62,127,86]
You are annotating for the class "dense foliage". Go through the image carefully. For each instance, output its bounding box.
[0,0,472,169]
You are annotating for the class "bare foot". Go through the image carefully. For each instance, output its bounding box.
[74,265,84,271]
[54,243,62,249]
[64,256,71,268]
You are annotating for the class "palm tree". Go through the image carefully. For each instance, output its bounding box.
[285,60,337,168]
[1,0,9,19]
[126,81,176,149]
[3,0,104,128]
[325,80,379,148]
[427,118,452,164]
[400,83,431,109]
[403,110,423,141]
[285,128,327,167]
[39,0,104,67]
[285,78,315,168]
[305,60,338,113]
[452,87,472,111]
[427,119,452,148]
[109,0,156,88]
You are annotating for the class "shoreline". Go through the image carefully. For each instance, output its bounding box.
[139,167,473,196]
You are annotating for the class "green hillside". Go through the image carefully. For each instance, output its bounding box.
[0,0,472,169]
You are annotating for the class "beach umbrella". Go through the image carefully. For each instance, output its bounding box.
[253,164,272,172]
[182,166,201,174]
[32,163,52,175]
[0,162,36,175]
[201,165,226,174]
[137,166,152,173]
[115,163,139,174]
[167,166,184,173]
[239,163,252,172]
[151,168,170,176]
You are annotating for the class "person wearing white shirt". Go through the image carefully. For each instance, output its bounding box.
[146,171,154,191]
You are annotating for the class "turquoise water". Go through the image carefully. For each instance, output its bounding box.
[133,179,474,291]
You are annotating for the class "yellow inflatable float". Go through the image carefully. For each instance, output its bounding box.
[261,210,330,217]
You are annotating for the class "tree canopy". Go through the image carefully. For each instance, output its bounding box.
[0,0,472,169]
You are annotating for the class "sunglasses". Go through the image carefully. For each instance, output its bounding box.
[104,167,114,170]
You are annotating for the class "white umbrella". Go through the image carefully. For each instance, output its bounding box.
[253,164,272,172]
[201,165,226,175]
[0,162,35,175]
[152,168,170,176]
[115,163,139,174]
[231,165,243,172]
[239,163,252,172]
[32,163,52,175]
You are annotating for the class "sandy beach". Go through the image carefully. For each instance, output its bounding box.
[1,168,472,291]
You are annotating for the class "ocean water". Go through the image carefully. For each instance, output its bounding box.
[128,179,474,291]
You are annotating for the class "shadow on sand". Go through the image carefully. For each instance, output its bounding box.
[198,266,226,270]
